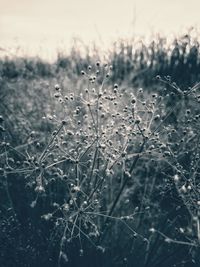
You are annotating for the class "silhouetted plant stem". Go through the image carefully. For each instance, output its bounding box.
[99,138,147,242]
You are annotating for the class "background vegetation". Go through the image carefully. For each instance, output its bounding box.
[1,31,200,267]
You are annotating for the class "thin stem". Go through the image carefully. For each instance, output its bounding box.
[99,138,147,241]
[39,123,64,163]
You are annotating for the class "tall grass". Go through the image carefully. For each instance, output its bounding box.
[1,30,200,87]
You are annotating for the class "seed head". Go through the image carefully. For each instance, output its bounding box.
[42,213,52,220]
[174,174,180,182]
[54,93,60,98]
[35,185,45,193]
[131,98,136,104]
[180,185,187,193]
[154,114,160,121]
[55,84,60,90]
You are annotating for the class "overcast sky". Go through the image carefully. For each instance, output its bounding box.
[0,0,200,59]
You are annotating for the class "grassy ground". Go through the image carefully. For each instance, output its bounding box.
[1,33,200,267]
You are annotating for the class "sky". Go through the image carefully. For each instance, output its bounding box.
[0,0,200,60]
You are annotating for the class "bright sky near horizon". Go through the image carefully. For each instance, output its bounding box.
[0,0,200,59]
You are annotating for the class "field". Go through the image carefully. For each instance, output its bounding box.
[1,33,200,267]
